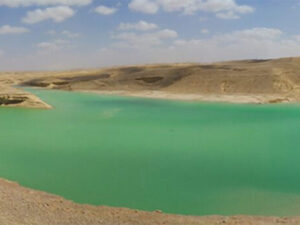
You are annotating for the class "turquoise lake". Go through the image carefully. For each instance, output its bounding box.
[1,89,300,216]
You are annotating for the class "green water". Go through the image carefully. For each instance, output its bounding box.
[1,89,300,216]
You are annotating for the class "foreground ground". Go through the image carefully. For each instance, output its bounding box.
[1,178,300,225]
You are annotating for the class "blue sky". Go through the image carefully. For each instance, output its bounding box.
[0,0,300,70]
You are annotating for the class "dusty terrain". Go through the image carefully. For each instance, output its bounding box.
[2,57,300,224]
[2,57,300,108]
[1,178,300,225]
[0,86,51,109]
[0,72,51,108]
[18,57,300,103]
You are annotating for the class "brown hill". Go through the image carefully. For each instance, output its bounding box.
[18,57,300,104]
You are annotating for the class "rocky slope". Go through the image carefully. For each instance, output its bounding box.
[0,72,51,109]
[19,57,300,104]
[2,57,300,107]
[0,87,51,109]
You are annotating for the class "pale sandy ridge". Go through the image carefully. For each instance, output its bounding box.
[83,90,288,104]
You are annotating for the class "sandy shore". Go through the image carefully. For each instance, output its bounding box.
[83,89,291,104]
[1,178,300,225]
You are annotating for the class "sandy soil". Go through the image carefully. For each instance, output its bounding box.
[0,73,51,108]
[0,86,51,109]
[2,57,300,107]
[1,178,300,225]
[18,57,300,104]
[83,90,290,104]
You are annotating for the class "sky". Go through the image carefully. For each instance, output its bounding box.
[1,0,300,70]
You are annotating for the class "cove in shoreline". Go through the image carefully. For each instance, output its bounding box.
[1,89,300,217]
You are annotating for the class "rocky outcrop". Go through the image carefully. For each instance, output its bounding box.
[0,95,27,105]
[0,87,51,109]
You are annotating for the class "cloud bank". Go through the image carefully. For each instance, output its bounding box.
[22,6,75,24]
[129,0,254,19]
[94,5,118,15]
[0,0,92,7]
[0,25,29,34]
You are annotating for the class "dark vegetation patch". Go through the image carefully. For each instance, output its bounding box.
[23,66,193,90]
[247,59,271,63]
[135,77,163,83]
[199,65,216,70]
[197,65,232,70]
[53,81,69,85]
[217,66,232,70]
[62,74,111,82]
[22,79,49,87]
[0,96,27,105]
[119,67,145,74]
[157,69,192,88]
[233,68,247,72]
[115,67,192,88]
[22,74,111,88]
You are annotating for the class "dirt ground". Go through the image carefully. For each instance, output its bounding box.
[1,178,300,225]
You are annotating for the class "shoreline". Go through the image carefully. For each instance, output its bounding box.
[80,89,293,104]
[0,177,299,225]
[0,86,294,110]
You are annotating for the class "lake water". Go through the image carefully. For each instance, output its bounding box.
[1,89,300,216]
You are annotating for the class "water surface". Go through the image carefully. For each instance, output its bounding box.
[1,89,300,216]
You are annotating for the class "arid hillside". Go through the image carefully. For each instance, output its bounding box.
[19,57,300,104]
[1,57,300,107]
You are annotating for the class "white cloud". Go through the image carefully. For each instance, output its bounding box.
[170,28,295,62]
[119,20,158,31]
[62,30,79,38]
[46,29,79,38]
[47,30,57,35]
[0,25,29,34]
[94,5,117,15]
[3,27,300,71]
[128,0,254,19]
[216,11,239,19]
[22,6,75,24]
[37,39,71,52]
[201,29,209,34]
[0,0,92,7]
[95,27,300,68]
[224,28,283,41]
[129,0,159,14]
[112,29,177,49]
